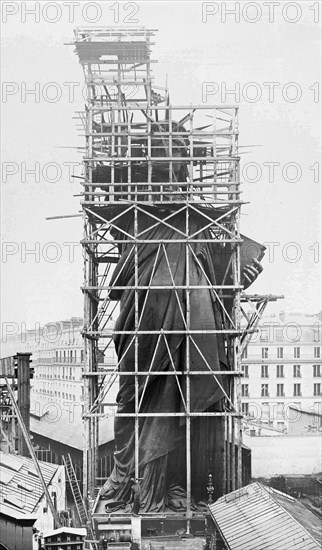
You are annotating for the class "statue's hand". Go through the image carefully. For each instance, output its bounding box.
[242,258,263,288]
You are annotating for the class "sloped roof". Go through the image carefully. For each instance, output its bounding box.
[0,451,60,518]
[209,482,322,550]
[0,501,37,522]
[44,527,86,538]
[272,488,322,547]
[30,407,114,450]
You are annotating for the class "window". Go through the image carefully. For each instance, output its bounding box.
[81,350,84,363]
[276,402,284,418]
[314,383,321,396]
[313,364,321,377]
[261,384,269,397]
[242,348,248,359]
[242,365,249,378]
[262,402,269,419]
[277,421,285,430]
[261,365,269,378]
[242,403,249,416]
[294,347,300,359]
[260,330,268,342]
[242,384,249,397]
[276,365,284,378]
[277,384,284,397]
[293,365,301,378]
[277,347,283,359]
[261,348,268,359]
[314,347,321,358]
[51,491,57,511]
[293,383,301,397]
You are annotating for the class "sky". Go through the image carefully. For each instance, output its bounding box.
[1,1,321,336]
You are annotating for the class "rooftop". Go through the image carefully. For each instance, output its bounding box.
[209,482,322,550]
[0,451,61,518]
[30,406,114,450]
[44,527,86,539]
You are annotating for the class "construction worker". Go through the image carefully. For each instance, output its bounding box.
[129,478,141,516]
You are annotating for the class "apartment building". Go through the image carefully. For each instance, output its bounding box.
[1,317,117,411]
[241,312,322,432]
[1,318,117,482]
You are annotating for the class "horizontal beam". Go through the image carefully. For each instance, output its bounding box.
[82,285,243,290]
[83,156,240,162]
[82,370,243,376]
[83,412,242,418]
[83,329,255,336]
[81,239,242,244]
[81,183,240,188]
[83,191,241,196]
[241,294,285,302]
[86,104,239,111]
[83,200,244,207]
[86,131,238,137]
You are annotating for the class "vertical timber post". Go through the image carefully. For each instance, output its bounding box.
[17,353,31,457]
[231,107,242,489]
[83,67,99,504]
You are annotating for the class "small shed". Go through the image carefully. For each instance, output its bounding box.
[0,502,36,550]
[209,482,322,550]
[0,450,66,548]
[44,527,86,550]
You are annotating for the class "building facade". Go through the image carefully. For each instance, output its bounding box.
[241,312,322,433]
[1,318,117,483]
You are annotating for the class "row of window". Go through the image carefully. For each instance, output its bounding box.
[33,388,79,401]
[54,350,83,362]
[35,365,80,381]
[242,382,321,398]
[242,364,321,378]
[243,347,321,359]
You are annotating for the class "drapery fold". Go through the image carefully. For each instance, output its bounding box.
[100,208,262,511]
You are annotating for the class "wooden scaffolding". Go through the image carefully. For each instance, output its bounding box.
[71,27,276,524]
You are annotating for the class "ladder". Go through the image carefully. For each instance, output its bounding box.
[63,454,98,549]
[63,453,88,525]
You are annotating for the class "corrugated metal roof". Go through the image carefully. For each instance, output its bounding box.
[209,482,321,550]
[271,488,322,547]
[0,451,60,517]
